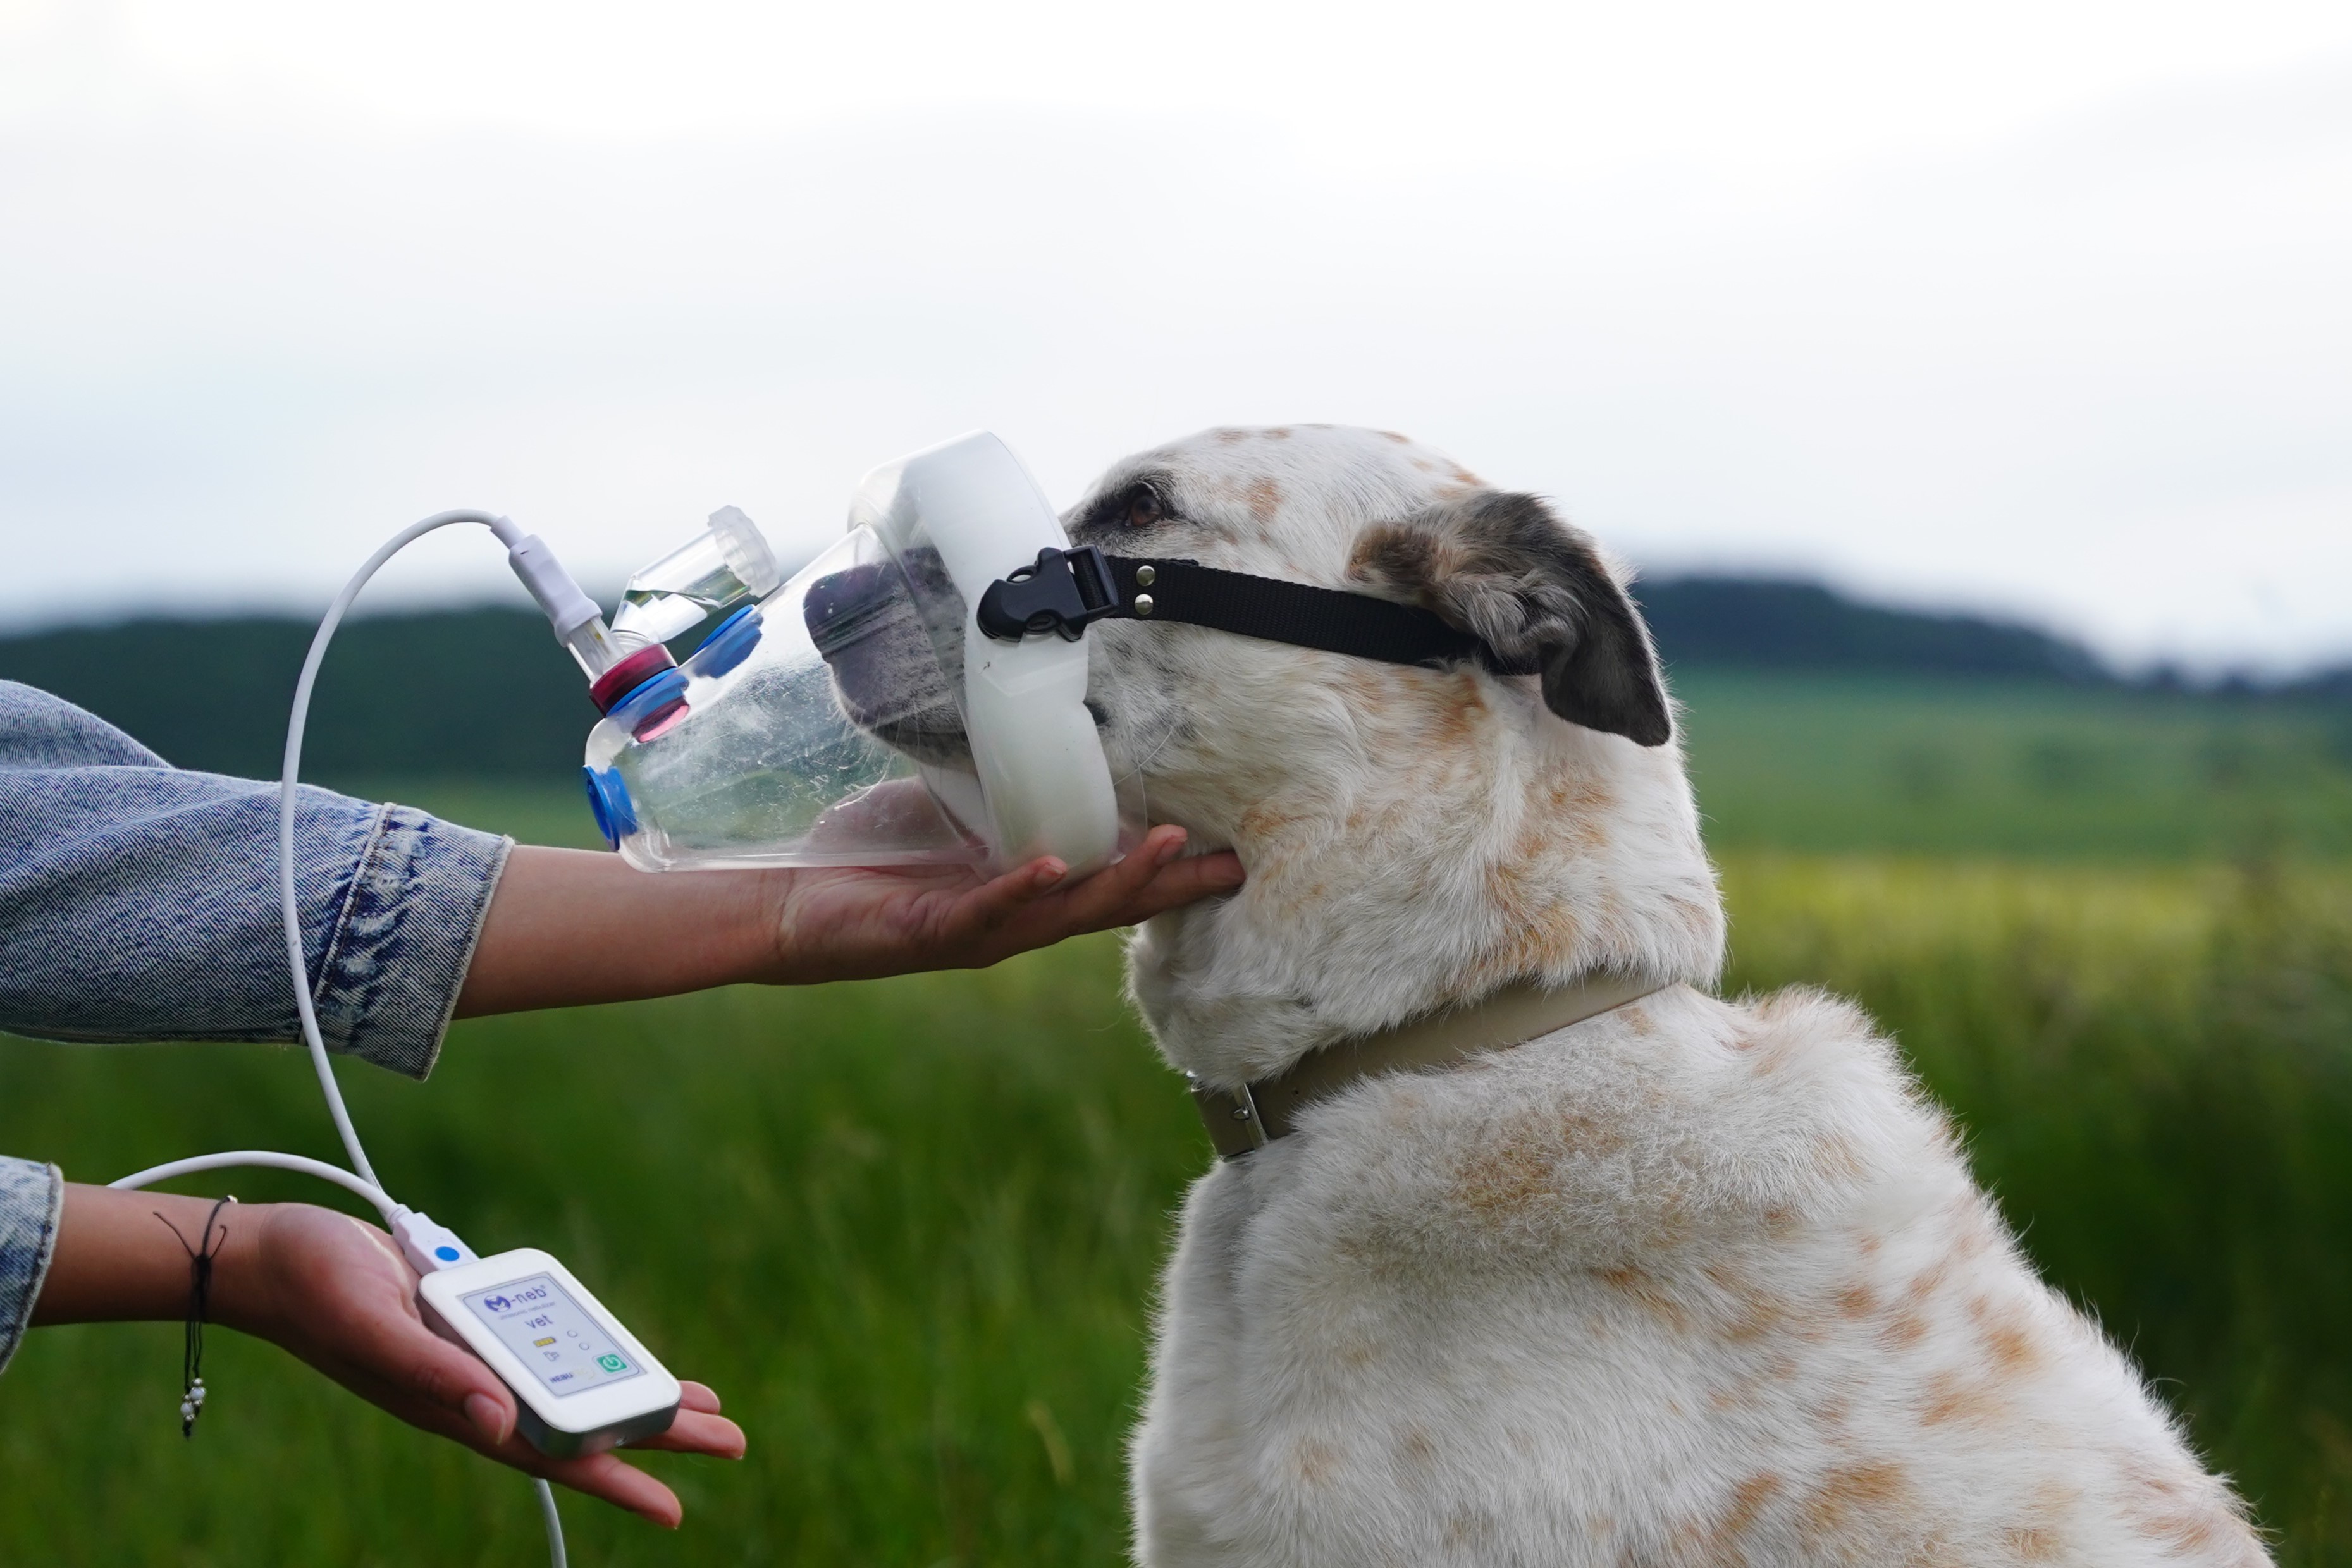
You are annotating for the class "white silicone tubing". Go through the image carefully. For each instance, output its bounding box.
[120,509,572,1568]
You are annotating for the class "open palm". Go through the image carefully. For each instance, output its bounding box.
[763,824,1243,984]
[226,1203,744,1528]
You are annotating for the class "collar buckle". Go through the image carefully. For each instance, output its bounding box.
[1188,1077,1269,1158]
[977,545,1121,642]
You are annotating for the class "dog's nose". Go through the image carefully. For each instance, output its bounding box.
[803,562,905,658]
[804,562,966,737]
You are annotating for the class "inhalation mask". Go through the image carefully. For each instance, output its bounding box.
[569,428,1544,878]
[579,432,1136,875]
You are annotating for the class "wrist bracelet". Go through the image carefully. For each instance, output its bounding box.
[155,1196,236,1438]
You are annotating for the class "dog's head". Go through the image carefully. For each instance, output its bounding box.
[1068,425,1724,1085]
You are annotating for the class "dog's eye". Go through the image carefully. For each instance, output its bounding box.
[1074,475,1177,535]
[1121,482,1168,530]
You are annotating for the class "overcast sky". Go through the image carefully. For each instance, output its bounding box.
[4,0,2348,672]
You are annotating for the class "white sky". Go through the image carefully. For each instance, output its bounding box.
[3,0,2348,671]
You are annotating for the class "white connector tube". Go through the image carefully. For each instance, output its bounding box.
[501,523,619,678]
[502,530,598,634]
[275,508,623,1185]
[283,511,516,1189]
[107,1151,399,1221]
[125,506,585,1568]
[538,1478,569,1568]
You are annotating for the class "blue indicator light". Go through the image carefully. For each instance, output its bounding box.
[434,1245,460,1262]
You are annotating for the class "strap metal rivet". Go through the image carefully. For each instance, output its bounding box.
[1135,565,1157,587]
[1232,1106,1252,1120]
[1134,594,1155,616]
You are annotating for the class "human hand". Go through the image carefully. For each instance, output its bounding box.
[458,825,1243,1016]
[218,1202,743,1528]
[756,823,1244,985]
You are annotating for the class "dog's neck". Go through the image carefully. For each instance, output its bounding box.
[1124,673,1725,1088]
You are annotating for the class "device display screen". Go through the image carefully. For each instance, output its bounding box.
[461,1273,643,1397]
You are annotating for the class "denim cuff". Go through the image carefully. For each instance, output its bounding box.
[312,806,512,1081]
[0,1156,64,1376]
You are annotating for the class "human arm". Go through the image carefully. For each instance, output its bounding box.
[452,825,1241,1015]
[29,1182,741,1526]
[2,680,1241,1060]
[0,682,508,1079]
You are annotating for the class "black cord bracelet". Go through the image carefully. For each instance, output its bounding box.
[155,1196,236,1438]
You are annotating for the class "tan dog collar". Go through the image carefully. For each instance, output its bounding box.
[1190,973,1669,1158]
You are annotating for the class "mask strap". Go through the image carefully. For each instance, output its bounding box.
[977,544,1528,673]
[1099,554,1493,668]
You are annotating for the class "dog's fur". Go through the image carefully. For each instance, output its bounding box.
[1065,426,2267,1567]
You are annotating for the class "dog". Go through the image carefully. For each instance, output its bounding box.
[1060,426,2266,1566]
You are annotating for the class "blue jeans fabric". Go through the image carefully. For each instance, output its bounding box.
[0,1155,64,1376]
[0,680,512,1370]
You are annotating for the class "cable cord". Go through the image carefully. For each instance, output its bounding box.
[108,1151,398,1223]
[280,510,518,1186]
[115,509,565,1566]
[536,1478,569,1568]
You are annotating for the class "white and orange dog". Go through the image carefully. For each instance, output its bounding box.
[1062,426,2265,1567]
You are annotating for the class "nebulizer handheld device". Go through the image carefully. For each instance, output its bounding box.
[109,431,1135,1565]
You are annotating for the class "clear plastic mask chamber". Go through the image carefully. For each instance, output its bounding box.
[581,432,1134,874]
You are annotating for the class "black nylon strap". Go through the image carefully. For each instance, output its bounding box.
[1100,556,1493,670]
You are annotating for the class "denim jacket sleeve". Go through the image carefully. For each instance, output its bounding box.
[0,680,514,1369]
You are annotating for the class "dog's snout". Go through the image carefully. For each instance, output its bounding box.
[804,562,972,763]
[803,563,902,658]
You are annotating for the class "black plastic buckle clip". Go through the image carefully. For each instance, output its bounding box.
[976,545,1121,642]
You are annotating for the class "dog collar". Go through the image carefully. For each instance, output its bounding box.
[1188,974,1670,1159]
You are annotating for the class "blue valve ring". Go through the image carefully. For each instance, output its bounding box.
[581,765,638,848]
[606,668,689,727]
[691,604,763,678]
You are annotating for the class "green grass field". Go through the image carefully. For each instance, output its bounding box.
[1675,671,2352,861]
[325,670,2352,863]
[5,673,2352,1564]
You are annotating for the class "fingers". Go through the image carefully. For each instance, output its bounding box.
[464,1391,510,1444]
[937,853,1069,944]
[1105,826,1191,895]
[405,1393,718,1527]
[626,1406,748,1458]
[1029,825,1188,932]
[321,1297,695,1522]
[378,1299,520,1444]
[1099,845,1247,924]
[951,827,1246,962]
[536,1450,687,1528]
[933,838,1159,960]
[1032,827,1246,934]
[369,1333,520,1450]
[782,824,1243,980]
[510,1385,742,1526]
[403,1385,734,1526]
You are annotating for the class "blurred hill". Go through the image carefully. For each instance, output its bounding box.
[0,608,595,779]
[0,577,2343,784]
[1637,575,2109,682]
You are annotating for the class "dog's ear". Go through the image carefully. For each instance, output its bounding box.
[1348,491,1672,747]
